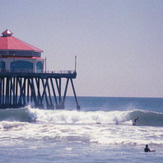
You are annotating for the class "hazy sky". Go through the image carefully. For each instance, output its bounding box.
[0,0,163,97]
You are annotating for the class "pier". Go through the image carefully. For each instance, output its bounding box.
[0,29,80,109]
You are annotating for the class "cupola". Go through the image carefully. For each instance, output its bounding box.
[2,29,13,37]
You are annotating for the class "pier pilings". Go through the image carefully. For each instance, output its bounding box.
[0,71,80,109]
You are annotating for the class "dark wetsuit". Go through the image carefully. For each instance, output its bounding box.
[133,117,139,126]
[144,147,150,152]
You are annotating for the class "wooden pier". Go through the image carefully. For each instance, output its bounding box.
[0,70,80,110]
[0,29,80,109]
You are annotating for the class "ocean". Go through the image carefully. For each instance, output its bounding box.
[0,97,163,163]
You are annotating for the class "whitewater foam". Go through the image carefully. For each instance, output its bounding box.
[26,107,163,127]
[0,105,163,127]
[0,106,163,147]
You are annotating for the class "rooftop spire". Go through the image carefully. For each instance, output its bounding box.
[2,29,13,37]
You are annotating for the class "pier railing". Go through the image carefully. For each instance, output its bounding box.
[0,69,75,74]
[0,69,77,78]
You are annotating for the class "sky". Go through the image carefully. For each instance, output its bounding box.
[0,0,163,97]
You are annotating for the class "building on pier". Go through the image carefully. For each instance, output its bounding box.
[0,29,44,73]
[0,29,80,110]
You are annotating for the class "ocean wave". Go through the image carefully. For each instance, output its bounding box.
[0,106,35,123]
[0,106,163,146]
[128,110,163,126]
[0,106,163,127]
[29,107,163,127]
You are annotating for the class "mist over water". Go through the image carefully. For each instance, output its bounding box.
[0,97,163,163]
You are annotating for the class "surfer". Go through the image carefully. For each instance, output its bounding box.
[133,117,139,126]
[144,145,155,152]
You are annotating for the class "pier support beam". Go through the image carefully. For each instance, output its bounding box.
[70,79,80,110]
[0,71,80,110]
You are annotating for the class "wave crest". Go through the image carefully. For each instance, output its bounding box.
[0,106,163,127]
[129,110,163,126]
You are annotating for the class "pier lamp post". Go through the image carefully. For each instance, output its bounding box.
[13,53,15,72]
[75,56,77,72]
[44,57,47,73]
[0,55,2,72]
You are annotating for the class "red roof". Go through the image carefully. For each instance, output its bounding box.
[0,29,43,52]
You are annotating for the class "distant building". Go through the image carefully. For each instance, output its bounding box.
[0,29,44,73]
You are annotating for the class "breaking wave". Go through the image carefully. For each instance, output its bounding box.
[30,108,163,127]
[0,106,163,146]
[128,110,163,126]
[0,106,35,122]
[0,106,163,127]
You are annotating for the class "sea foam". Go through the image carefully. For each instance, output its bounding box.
[0,106,163,127]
